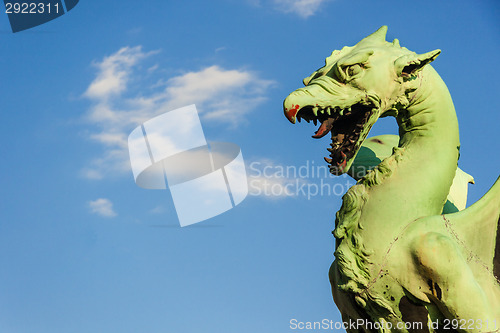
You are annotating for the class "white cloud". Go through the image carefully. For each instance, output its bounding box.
[81,168,104,180]
[84,46,152,100]
[88,198,117,217]
[147,64,159,73]
[164,66,274,124]
[82,46,275,180]
[273,0,330,18]
[149,205,166,214]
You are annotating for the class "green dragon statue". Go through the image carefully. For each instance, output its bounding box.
[283,26,500,331]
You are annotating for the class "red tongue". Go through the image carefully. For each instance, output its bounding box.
[312,118,335,139]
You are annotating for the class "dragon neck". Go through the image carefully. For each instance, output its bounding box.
[339,65,460,233]
[333,66,461,305]
[391,65,460,214]
[336,67,459,239]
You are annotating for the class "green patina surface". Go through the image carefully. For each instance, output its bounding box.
[349,135,474,214]
[284,26,500,332]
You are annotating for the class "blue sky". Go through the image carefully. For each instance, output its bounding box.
[0,1,499,332]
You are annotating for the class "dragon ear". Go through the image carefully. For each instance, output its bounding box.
[394,49,441,77]
[360,26,388,44]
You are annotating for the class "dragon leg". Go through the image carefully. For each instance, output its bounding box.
[411,231,498,329]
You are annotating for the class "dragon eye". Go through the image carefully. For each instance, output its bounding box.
[347,64,363,77]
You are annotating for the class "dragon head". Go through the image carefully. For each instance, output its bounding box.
[283,26,440,175]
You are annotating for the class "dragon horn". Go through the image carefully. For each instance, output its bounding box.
[360,25,388,44]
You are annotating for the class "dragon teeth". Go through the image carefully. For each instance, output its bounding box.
[326,107,331,115]
[312,107,318,116]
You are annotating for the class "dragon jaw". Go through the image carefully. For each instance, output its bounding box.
[284,89,381,175]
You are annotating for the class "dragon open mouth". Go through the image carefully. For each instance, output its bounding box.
[293,102,377,175]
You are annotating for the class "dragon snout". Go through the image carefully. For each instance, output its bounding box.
[283,87,322,124]
[283,95,300,124]
[284,80,349,124]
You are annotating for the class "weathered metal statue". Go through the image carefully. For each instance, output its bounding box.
[283,26,500,331]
